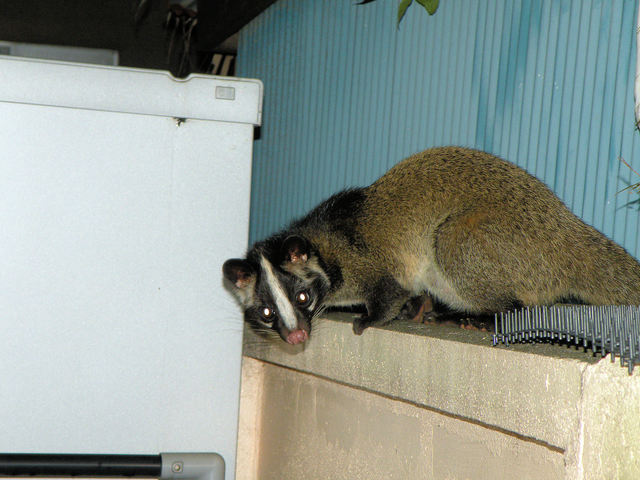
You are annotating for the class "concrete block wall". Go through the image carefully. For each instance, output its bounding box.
[236,314,640,480]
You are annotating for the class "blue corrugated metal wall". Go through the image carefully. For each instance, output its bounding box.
[237,0,640,258]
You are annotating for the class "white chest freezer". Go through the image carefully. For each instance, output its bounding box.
[0,56,262,480]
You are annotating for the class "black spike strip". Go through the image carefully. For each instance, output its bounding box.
[493,305,640,374]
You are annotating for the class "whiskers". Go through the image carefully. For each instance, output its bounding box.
[312,304,328,319]
[247,325,280,341]
[242,322,281,352]
[215,321,246,335]
[250,324,280,338]
[309,305,335,337]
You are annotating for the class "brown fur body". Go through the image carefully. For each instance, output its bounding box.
[224,146,640,341]
[301,147,640,318]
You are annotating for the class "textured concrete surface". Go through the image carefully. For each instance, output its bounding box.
[575,360,640,480]
[237,356,564,480]
[243,313,592,448]
[235,357,264,480]
[239,313,640,479]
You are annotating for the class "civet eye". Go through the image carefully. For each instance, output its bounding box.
[260,306,275,322]
[295,291,311,306]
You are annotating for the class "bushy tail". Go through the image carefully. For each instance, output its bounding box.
[572,234,640,306]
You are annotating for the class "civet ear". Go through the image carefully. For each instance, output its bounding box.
[280,235,310,265]
[222,259,256,289]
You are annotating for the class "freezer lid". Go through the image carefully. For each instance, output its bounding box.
[0,56,263,126]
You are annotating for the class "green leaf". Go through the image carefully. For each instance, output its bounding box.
[415,0,439,15]
[397,0,413,26]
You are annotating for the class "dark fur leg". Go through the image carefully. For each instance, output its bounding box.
[353,277,411,335]
[394,293,436,323]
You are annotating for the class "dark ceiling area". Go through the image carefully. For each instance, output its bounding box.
[0,0,276,76]
[197,0,277,51]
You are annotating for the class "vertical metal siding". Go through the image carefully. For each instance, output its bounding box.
[237,0,640,259]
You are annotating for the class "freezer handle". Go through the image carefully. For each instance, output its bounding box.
[0,453,224,480]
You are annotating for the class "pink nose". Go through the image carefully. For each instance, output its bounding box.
[286,329,309,345]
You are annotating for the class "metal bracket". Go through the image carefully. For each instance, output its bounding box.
[160,453,225,480]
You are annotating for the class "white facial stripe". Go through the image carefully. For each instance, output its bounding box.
[260,255,298,330]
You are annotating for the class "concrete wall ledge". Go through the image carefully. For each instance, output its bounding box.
[241,313,640,479]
